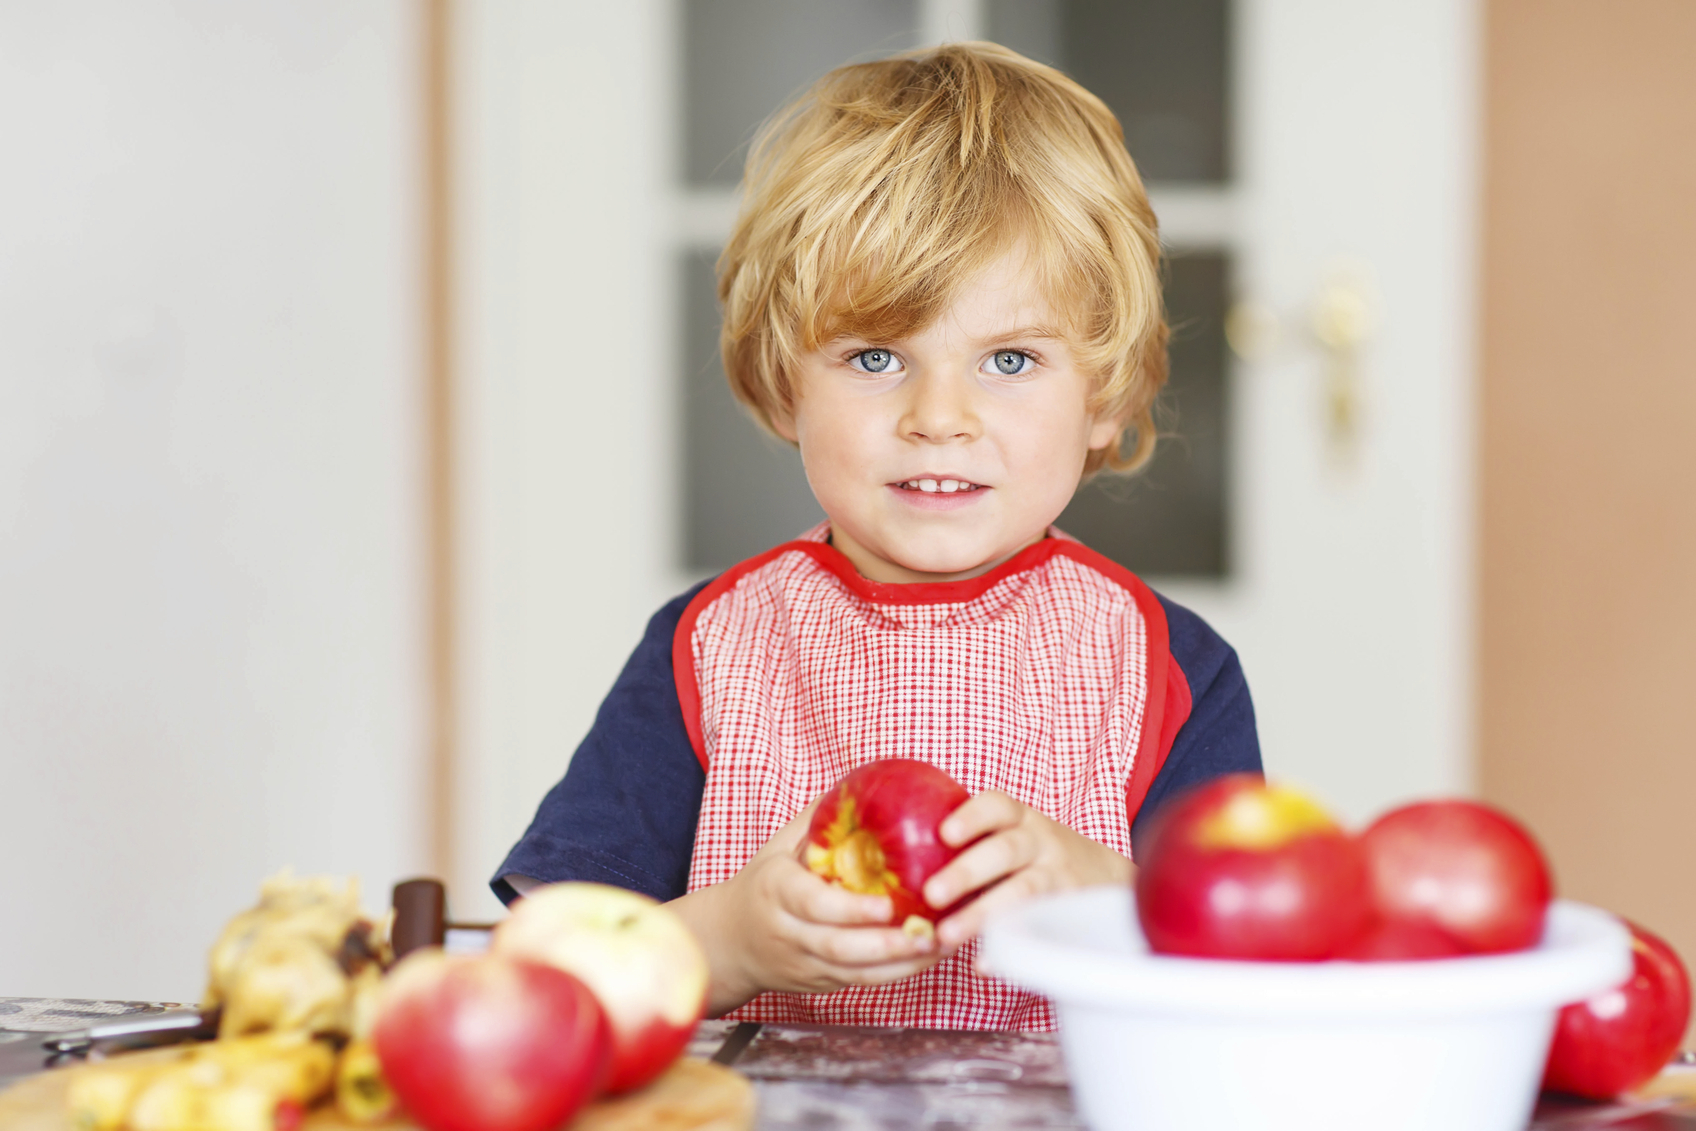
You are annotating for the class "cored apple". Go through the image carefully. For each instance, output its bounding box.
[801,758,973,938]
[1543,919,1692,1099]
[1359,800,1552,954]
[373,949,609,1131]
[493,882,709,1094]
[1135,775,1371,961]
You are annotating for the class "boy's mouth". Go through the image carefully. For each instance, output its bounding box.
[892,478,986,494]
[888,477,990,512]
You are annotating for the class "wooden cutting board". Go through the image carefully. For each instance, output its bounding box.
[0,1048,754,1131]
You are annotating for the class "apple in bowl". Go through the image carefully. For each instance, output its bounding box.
[493,882,709,1093]
[1135,777,1566,967]
[1134,775,1371,961]
[1358,800,1552,955]
[801,758,973,939]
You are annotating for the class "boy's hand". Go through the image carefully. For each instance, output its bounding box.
[670,802,943,1017]
[922,790,1134,952]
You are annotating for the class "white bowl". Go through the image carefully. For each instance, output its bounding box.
[981,888,1631,1131]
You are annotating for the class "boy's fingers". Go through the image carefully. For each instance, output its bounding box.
[923,826,1034,908]
[939,789,1023,847]
[763,797,823,854]
[836,956,943,986]
[934,869,1040,950]
[776,859,893,925]
[789,920,935,967]
[784,954,940,990]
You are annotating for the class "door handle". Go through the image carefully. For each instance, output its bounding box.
[1310,261,1377,464]
[1227,258,1379,467]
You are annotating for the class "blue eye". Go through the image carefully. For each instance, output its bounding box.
[988,350,1033,376]
[853,348,897,374]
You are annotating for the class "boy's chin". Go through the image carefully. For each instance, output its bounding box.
[877,535,1032,582]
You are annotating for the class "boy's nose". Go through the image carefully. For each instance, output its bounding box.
[899,370,981,443]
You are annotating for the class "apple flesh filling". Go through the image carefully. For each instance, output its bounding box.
[804,804,936,941]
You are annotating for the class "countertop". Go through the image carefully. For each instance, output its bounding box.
[5,1000,1695,1129]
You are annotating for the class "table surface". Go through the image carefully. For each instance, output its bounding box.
[6,1000,1696,1129]
[687,1019,1696,1131]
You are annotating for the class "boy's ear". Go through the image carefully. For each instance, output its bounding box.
[1087,412,1126,452]
[769,404,799,443]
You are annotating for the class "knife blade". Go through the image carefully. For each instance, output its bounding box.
[0,1008,216,1083]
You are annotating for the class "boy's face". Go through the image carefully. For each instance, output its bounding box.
[778,249,1121,584]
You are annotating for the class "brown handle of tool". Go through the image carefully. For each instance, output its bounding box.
[391,877,447,959]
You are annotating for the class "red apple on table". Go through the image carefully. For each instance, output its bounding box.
[373,949,609,1131]
[801,758,973,938]
[1359,800,1552,954]
[493,882,709,1093]
[1543,919,1692,1099]
[1135,775,1371,961]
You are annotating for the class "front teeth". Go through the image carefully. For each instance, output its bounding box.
[903,479,975,493]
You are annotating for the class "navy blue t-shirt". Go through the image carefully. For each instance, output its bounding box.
[491,584,1261,906]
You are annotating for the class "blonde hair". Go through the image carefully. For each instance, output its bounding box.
[718,41,1168,475]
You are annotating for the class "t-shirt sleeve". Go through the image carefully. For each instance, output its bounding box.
[1129,593,1264,859]
[489,582,709,906]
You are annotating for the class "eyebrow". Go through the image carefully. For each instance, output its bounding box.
[827,325,1069,348]
[986,325,1068,343]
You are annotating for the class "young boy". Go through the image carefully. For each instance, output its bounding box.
[494,43,1259,1030]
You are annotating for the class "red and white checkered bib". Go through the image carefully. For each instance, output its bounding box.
[674,526,1186,1030]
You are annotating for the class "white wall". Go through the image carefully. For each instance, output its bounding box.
[452,0,675,919]
[0,2,427,1001]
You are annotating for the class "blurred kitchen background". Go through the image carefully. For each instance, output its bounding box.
[2,0,1692,1011]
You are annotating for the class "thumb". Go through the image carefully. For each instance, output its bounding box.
[764,795,823,855]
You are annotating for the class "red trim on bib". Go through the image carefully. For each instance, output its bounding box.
[672,532,1189,826]
[1040,540,1191,832]
[673,538,1069,771]
[672,542,798,771]
[776,537,1069,606]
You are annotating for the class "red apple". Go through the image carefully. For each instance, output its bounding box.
[1339,917,1469,961]
[373,949,609,1131]
[1359,800,1552,954]
[1135,775,1371,961]
[493,882,709,1094]
[802,758,973,938]
[1543,920,1692,1099]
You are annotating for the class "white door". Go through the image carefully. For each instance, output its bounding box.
[1174,0,1479,822]
[453,0,1479,910]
